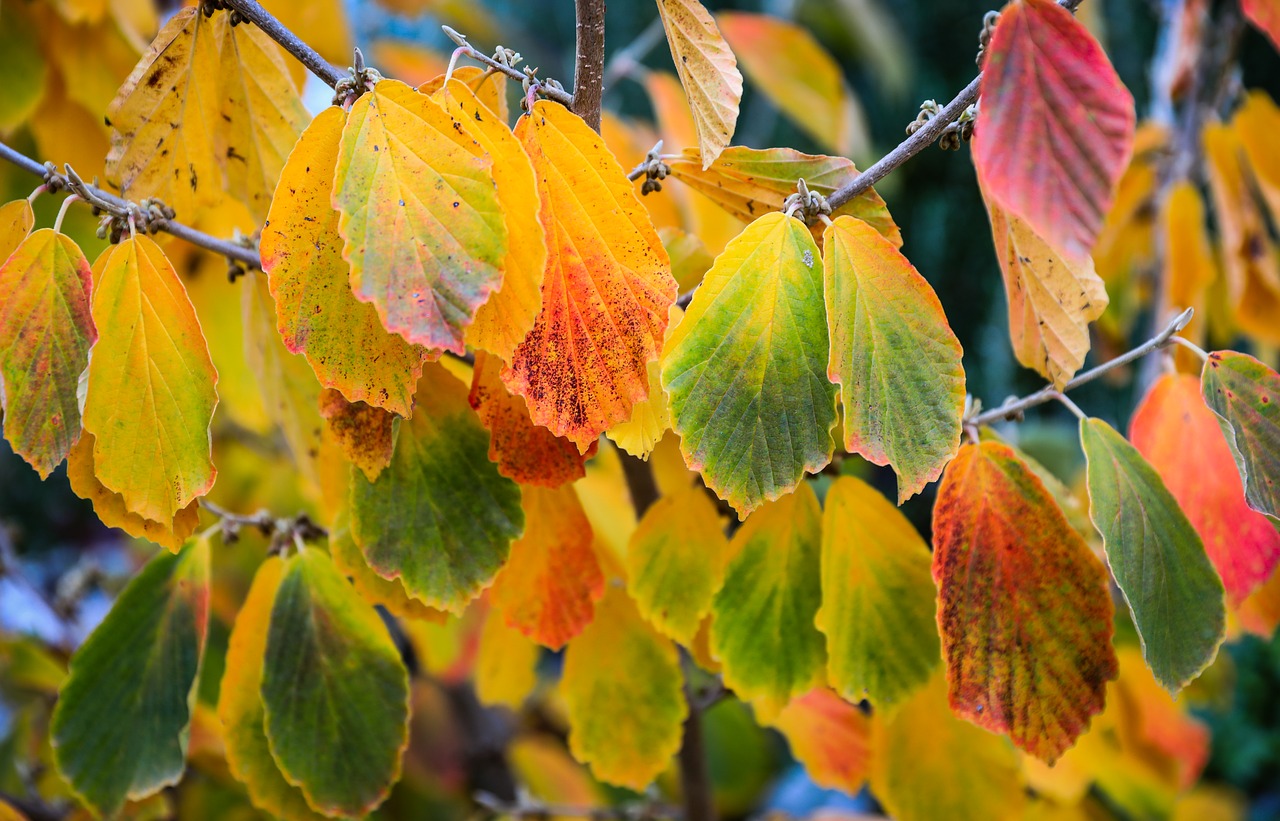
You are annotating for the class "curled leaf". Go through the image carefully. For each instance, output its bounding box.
[656,0,743,168]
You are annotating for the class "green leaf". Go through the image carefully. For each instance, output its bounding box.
[711,482,825,719]
[662,212,837,518]
[52,538,211,817]
[816,476,939,709]
[1201,350,1280,524]
[822,216,965,502]
[262,547,410,817]
[351,363,524,613]
[1081,417,1226,692]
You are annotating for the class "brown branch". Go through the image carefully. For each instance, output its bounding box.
[678,652,715,821]
[572,0,607,131]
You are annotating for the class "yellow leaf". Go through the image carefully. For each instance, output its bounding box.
[656,0,743,169]
[83,235,218,524]
[1234,91,1280,221]
[418,65,508,124]
[607,305,680,459]
[474,607,539,710]
[0,200,35,268]
[272,0,351,65]
[1162,181,1217,359]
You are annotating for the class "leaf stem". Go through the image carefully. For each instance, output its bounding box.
[1050,391,1087,420]
[53,194,79,234]
[1167,334,1209,362]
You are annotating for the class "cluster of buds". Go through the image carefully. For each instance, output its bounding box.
[96,198,177,243]
[906,99,944,137]
[521,68,565,111]
[333,48,382,107]
[976,10,1001,67]
[199,0,246,25]
[227,231,259,282]
[783,178,833,225]
[632,141,670,195]
[905,100,978,150]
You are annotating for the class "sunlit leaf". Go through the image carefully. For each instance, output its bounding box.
[83,234,218,524]
[0,200,34,261]
[52,538,210,818]
[0,228,96,478]
[1080,417,1225,692]
[711,482,825,719]
[817,475,939,710]
[1200,350,1280,524]
[262,547,409,817]
[561,587,686,790]
[475,606,540,710]
[1131,373,1280,601]
[506,100,676,450]
[418,65,509,123]
[351,364,524,613]
[823,216,964,501]
[656,0,743,168]
[974,0,1135,261]
[317,388,395,483]
[933,441,1117,762]
[767,688,871,796]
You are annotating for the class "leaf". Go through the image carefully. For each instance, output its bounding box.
[1161,181,1216,353]
[0,3,47,132]
[418,65,509,123]
[1234,92,1280,229]
[869,671,1027,821]
[262,548,410,817]
[561,587,687,790]
[330,521,445,623]
[655,0,743,168]
[333,78,507,353]
[665,146,901,247]
[625,485,729,644]
[0,229,97,478]
[1080,417,1226,692]
[823,216,965,501]
[66,432,201,553]
[1242,0,1280,51]
[262,106,429,417]
[716,12,868,156]
[1130,373,1280,601]
[432,79,548,362]
[0,199,34,262]
[318,388,395,483]
[662,212,836,518]
[767,689,872,796]
[932,441,1117,762]
[82,235,218,524]
[817,476,939,710]
[974,0,1135,261]
[711,482,825,719]
[489,484,604,650]
[985,194,1108,387]
[468,350,588,488]
[606,304,681,461]
[219,557,326,821]
[475,607,540,710]
[351,364,524,613]
[505,100,676,450]
[51,538,210,818]
[1200,350,1280,524]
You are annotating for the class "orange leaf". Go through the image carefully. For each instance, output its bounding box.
[767,689,872,796]
[505,101,676,450]
[932,441,1118,762]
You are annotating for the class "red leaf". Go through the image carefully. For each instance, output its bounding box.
[1242,0,1280,51]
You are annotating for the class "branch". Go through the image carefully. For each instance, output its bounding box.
[198,499,327,551]
[678,652,714,821]
[572,0,607,131]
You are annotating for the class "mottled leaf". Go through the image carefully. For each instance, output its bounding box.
[318,388,395,483]
[767,688,871,796]
[262,548,409,817]
[261,105,429,417]
[656,0,743,168]
[975,0,1135,260]
[606,304,680,460]
[933,442,1117,762]
[561,587,686,790]
[823,216,964,501]
[663,212,836,518]
[1200,350,1280,523]
[52,538,210,818]
[817,476,939,710]
[351,364,524,613]
[83,235,218,524]
[330,522,444,623]
[505,100,676,450]
[0,229,96,477]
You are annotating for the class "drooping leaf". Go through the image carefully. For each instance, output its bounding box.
[1242,0,1280,51]
[655,0,743,168]
[474,606,539,710]
[1200,350,1280,524]
[711,482,825,719]
[0,199,34,262]
[626,485,729,644]
[432,79,547,361]
[52,538,210,818]
[1080,417,1226,692]
[823,216,964,501]
[817,476,939,710]
[505,100,676,450]
[351,364,524,613]
[561,587,687,790]
[219,557,326,821]
[468,350,588,488]
[716,12,868,156]
[974,0,1135,261]
[330,521,444,623]
[932,441,1117,762]
[318,388,395,483]
[261,547,410,817]
[0,229,96,478]
[83,235,218,524]
[985,194,1108,387]
[665,147,901,247]
[663,212,836,518]
[489,484,604,650]
[1236,92,1280,220]
[333,78,507,353]
[1130,373,1280,601]
[870,671,1027,821]
[767,688,872,796]
[261,105,429,417]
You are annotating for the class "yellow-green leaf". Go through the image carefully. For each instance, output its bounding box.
[0,199,34,261]
[656,0,743,168]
